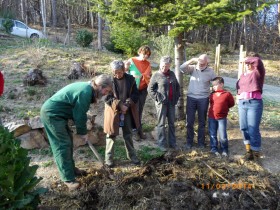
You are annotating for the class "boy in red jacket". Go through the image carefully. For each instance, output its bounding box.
[208,77,235,158]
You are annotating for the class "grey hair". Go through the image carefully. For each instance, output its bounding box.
[160,56,172,64]
[91,74,112,89]
[110,60,125,70]
[198,54,210,63]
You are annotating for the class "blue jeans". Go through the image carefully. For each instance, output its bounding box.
[238,99,263,151]
[208,117,228,153]
[186,96,209,147]
[155,102,176,148]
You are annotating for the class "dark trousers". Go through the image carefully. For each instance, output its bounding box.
[105,112,138,164]
[186,96,209,147]
[138,88,148,128]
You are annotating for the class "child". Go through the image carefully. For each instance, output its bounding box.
[208,77,235,157]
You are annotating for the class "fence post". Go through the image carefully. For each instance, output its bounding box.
[238,45,246,79]
[214,44,221,75]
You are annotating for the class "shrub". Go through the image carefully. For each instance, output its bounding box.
[75,29,94,47]
[0,126,47,209]
[110,23,149,56]
[103,38,124,54]
[151,34,175,62]
[3,19,14,33]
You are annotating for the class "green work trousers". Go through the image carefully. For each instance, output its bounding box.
[41,112,75,182]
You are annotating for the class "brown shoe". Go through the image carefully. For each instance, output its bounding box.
[74,167,87,176]
[243,150,253,161]
[252,151,261,161]
[138,130,147,140]
[64,181,80,191]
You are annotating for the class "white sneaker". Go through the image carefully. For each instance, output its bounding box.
[222,152,228,157]
[215,152,221,158]
[64,181,80,191]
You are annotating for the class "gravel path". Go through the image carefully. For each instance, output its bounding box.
[223,77,280,102]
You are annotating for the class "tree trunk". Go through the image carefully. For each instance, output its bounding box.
[174,33,185,120]
[278,3,280,36]
[20,0,26,22]
[40,0,47,36]
[97,12,103,50]
[51,0,57,28]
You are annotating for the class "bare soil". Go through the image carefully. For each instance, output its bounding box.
[32,97,280,209]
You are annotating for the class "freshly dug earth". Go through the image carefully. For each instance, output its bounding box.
[33,92,280,210]
[38,150,280,209]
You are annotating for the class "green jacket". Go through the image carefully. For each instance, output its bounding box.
[41,82,94,135]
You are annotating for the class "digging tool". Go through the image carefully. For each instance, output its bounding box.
[87,140,104,165]
[87,141,115,180]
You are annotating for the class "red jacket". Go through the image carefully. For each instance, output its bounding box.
[0,71,4,96]
[208,90,235,119]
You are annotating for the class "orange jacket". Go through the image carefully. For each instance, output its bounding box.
[131,58,151,90]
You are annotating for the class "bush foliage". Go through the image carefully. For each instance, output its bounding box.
[152,34,175,62]
[109,23,149,56]
[3,19,14,33]
[75,29,94,47]
[0,126,46,209]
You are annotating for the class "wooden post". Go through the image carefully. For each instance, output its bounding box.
[238,45,246,79]
[214,44,221,75]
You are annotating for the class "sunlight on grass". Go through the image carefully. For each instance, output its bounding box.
[262,100,280,129]
[42,160,54,168]
[137,145,164,163]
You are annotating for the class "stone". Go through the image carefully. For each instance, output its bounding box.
[4,122,32,137]
[29,116,44,129]
[18,130,49,149]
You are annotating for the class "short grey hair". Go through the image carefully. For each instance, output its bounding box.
[110,60,125,70]
[160,56,172,64]
[198,54,210,63]
[91,74,112,89]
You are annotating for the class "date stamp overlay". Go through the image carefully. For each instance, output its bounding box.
[197,183,254,190]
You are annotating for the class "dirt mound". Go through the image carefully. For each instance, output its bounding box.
[39,151,280,209]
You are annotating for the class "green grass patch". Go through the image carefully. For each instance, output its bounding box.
[29,148,53,156]
[137,145,164,163]
[142,123,156,132]
[262,100,280,129]
[42,160,54,168]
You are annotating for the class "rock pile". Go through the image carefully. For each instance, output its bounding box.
[4,114,105,150]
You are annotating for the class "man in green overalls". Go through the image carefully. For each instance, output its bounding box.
[40,74,112,191]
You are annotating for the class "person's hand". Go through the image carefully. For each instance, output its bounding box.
[124,61,131,71]
[125,98,132,107]
[80,134,88,142]
[121,104,128,114]
[191,58,198,63]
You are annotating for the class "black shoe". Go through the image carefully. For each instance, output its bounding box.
[132,160,141,165]
[184,144,192,150]
[74,167,87,176]
[105,163,115,168]
[138,130,147,140]
[170,145,180,151]
[105,160,115,168]
[131,156,141,165]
